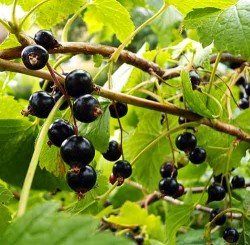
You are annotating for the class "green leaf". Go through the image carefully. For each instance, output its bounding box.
[165,204,193,245]
[107,201,165,241]
[123,110,170,191]
[78,101,110,153]
[0,34,20,50]
[84,0,135,42]
[184,0,250,60]
[0,204,12,233]
[238,216,250,245]
[0,184,13,203]
[181,70,220,118]
[169,0,236,15]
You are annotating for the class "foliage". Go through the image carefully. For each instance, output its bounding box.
[0,0,250,244]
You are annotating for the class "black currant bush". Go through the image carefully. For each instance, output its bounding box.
[0,0,250,244]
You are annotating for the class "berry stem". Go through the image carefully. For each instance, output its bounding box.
[46,63,78,135]
[17,96,65,217]
[0,19,12,33]
[11,0,18,30]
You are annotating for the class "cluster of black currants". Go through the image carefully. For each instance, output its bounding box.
[158,161,184,198]
[236,76,250,109]
[175,131,206,164]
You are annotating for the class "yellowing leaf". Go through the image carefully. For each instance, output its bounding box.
[84,0,135,42]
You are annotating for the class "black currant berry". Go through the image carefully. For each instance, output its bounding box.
[189,71,200,90]
[102,140,121,161]
[223,227,239,243]
[238,97,249,109]
[21,45,49,70]
[113,160,132,179]
[34,30,58,50]
[160,162,178,178]
[66,165,97,193]
[209,208,226,226]
[213,174,229,192]
[236,76,247,86]
[135,236,144,245]
[39,79,54,92]
[245,83,250,96]
[189,147,206,164]
[207,183,226,203]
[65,70,94,97]
[48,119,75,147]
[60,135,95,167]
[175,132,197,152]
[231,175,245,189]
[73,94,102,123]
[53,89,69,110]
[173,183,185,198]
[109,102,128,118]
[159,177,179,196]
[27,91,55,118]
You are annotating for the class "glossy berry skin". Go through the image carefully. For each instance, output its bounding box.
[209,208,226,225]
[173,183,185,198]
[159,177,179,196]
[34,30,57,50]
[245,83,250,96]
[28,91,55,118]
[189,147,206,164]
[189,71,200,90]
[231,175,245,188]
[65,70,94,97]
[48,119,75,147]
[21,45,49,70]
[160,162,178,178]
[102,140,121,161]
[73,94,101,123]
[113,160,132,179]
[66,165,97,193]
[238,97,249,109]
[53,89,69,110]
[175,132,197,152]
[207,183,226,202]
[109,102,128,118]
[223,227,239,243]
[60,135,95,167]
[39,79,54,92]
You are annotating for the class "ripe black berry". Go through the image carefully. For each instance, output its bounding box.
[175,132,197,152]
[245,83,250,96]
[48,119,75,147]
[223,227,239,243]
[53,89,69,110]
[189,147,206,164]
[28,91,55,118]
[66,165,97,193]
[34,30,58,50]
[189,71,200,90]
[135,236,144,245]
[159,177,179,196]
[102,140,121,161]
[113,160,132,179]
[231,175,245,188]
[60,135,95,167]
[238,97,249,109]
[173,183,185,198]
[109,102,128,118]
[160,162,178,178]
[65,70,94,97]
[209,208,226,225]
[21,45,49,70]
[39,79,54,92]
[207,183,226,203]
[236,76,247,86]
[73,94,102,123]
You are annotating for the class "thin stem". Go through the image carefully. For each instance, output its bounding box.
[17,96,65,217]
[0,18,12,33]
[107,61,114,89]
[11,0,18,29]
[206,52,222,105]
[165,114,175,164]
[19,0,50,30]
[61,4,88,42]
[111,1,169,62]
[93,63,109,82]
